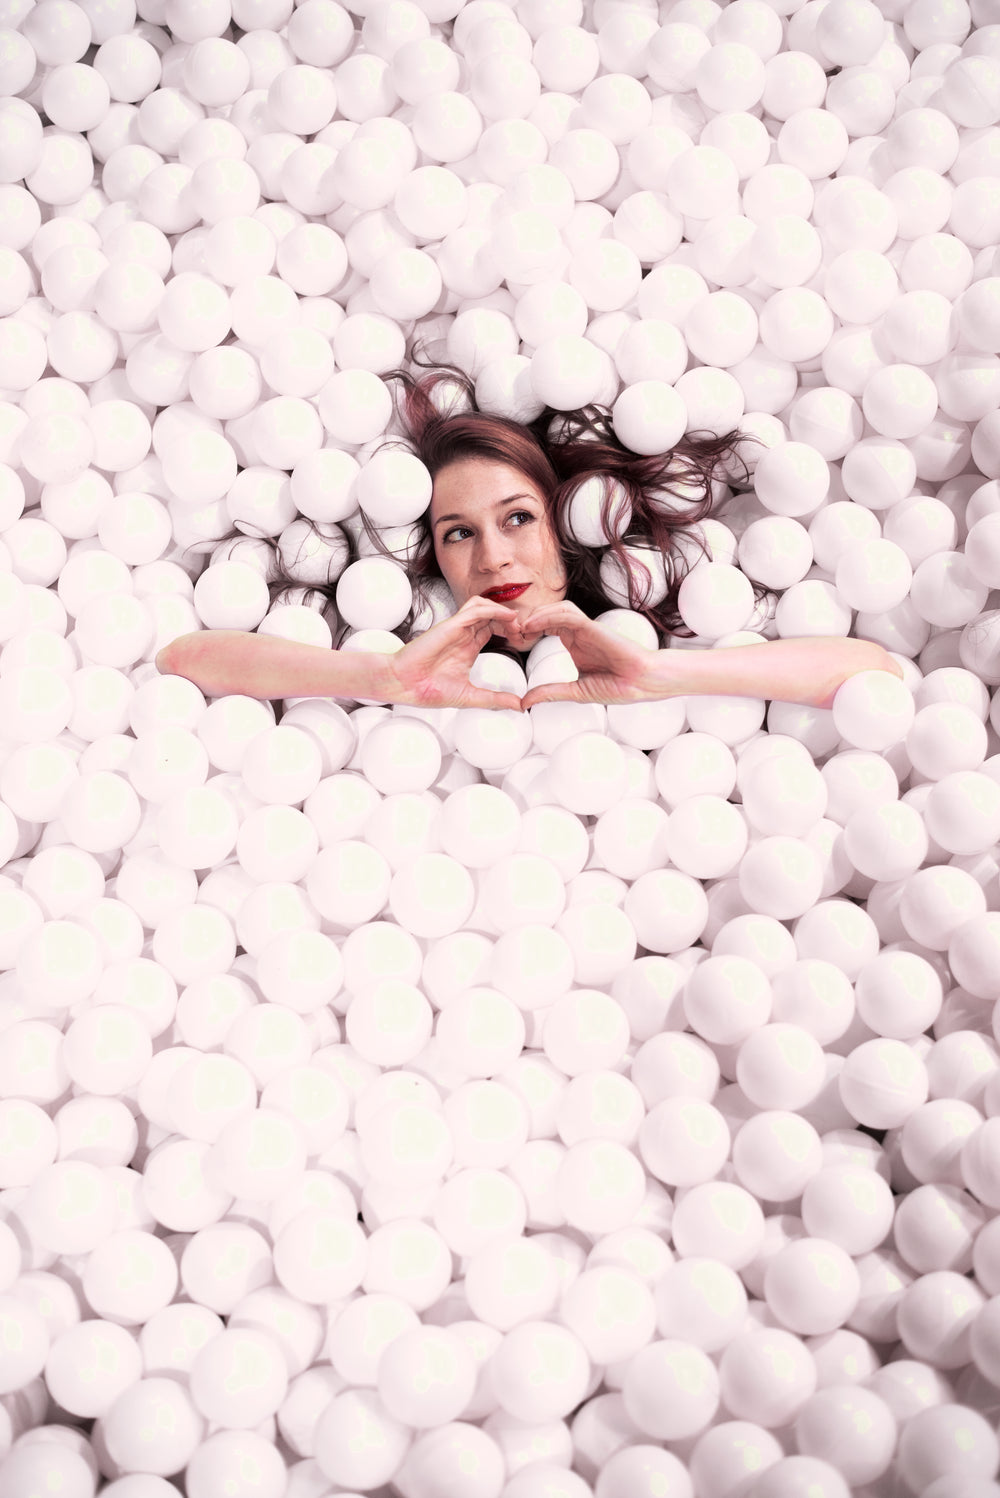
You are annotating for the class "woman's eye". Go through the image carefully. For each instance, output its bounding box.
[444,512,534,544]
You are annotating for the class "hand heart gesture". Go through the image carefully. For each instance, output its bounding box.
[509,601,663,710]
[380,594,526,712]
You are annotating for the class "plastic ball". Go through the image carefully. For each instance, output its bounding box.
[839,1038,930,1128]
[749,1457,851,1498]
[374,1325,478,1428]
[688,1422,783,1498]
[622,1338,720,1441]
[718,1326,818,1428]
[663,143,740,219]
[763,1236,861,1335]
[817,0,887,64]
[530,335,617,411]
[733,1109,824,1201]
[896,1401,999,1490]
[653,1257,748,1355]
[803,1159,895,1257]
[610,380,687,457]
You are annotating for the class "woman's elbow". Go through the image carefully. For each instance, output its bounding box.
[155,635,195,676]
[868,643,904,682]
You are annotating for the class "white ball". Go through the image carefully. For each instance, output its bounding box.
[824,249,898,323]
[764,1235,861,1338]
[549,126,620,201]
[907,701,988,778]
[564,475,632,548]
[748,214,820,292]
[964,513,1000,590]
[318,369,394,445]
[834,540,913,612]
[754,442,830,517]
[737,837,824,920]
[912,551,990,629]
[356,449,433,528]
[800,1165,895,1257]
[666,145,740,219]
[530,335,618,410]
[611,380,687,455]
[718,1326,817,1428]
[817,0,886,63]
[839,1037,930,1128]
[376,1325,478,1428]
[359,718,442,795]
[569,236,643,313]
[684,291,759,368]
[778,106,850,180]
[676,563,756,639]
[639,1098,730,1188]
[897,1402,1000,1493]
[622,1338,720,1441]
[733,515,814,584]
[731,1110,823,1202]
[736,1023,826,1111]
[840,437,917,511]
[673,367,746,436]
[862,362,941,439]
[842,800,928,882]
[413,89,485,162]
[599,542,671,611]
[695,41,766,113]
[369,247,443,321]
[192,561,271,632]
[97,1377,207,1477]
[831,670,916,750]
[336,557,413,632]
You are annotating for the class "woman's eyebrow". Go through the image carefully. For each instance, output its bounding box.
[433,494,535,527]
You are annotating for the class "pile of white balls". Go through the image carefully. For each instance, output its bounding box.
[3,0,1000,1494]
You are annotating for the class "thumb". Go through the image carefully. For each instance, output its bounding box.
[466,689,526,713]
[521,682,584,709]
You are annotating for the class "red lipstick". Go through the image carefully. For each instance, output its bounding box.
[483,584,530,601]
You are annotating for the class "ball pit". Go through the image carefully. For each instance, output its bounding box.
[2,0,1000,1495]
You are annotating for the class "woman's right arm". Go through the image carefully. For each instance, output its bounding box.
[157,598,528,712]
[155,631,392,703]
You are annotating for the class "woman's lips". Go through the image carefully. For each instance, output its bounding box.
[483,584,530,600]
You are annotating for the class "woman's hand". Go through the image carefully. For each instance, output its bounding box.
[511,601,663,710]
[379,594,526,712]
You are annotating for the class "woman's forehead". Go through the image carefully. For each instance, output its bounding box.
[431,458,544,511]
[434,456,523,485]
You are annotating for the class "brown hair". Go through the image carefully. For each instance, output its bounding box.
[208,341,766,654]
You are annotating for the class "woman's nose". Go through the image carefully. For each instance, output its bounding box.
[476,528,513,570]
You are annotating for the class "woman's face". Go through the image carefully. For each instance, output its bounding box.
[429,458,568,648]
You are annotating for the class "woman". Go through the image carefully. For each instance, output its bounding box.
[156,353,902,713]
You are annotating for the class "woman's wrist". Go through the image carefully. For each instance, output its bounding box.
[334,649,393,704]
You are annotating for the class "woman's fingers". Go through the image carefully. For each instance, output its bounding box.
[463,600,519,645]
[518,603,592,647]
[519,608,553,636]
[465,596,518,622]
[522,601,585,627]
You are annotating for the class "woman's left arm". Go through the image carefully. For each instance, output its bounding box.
[512,602,904,711]
[643,635,904,711]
